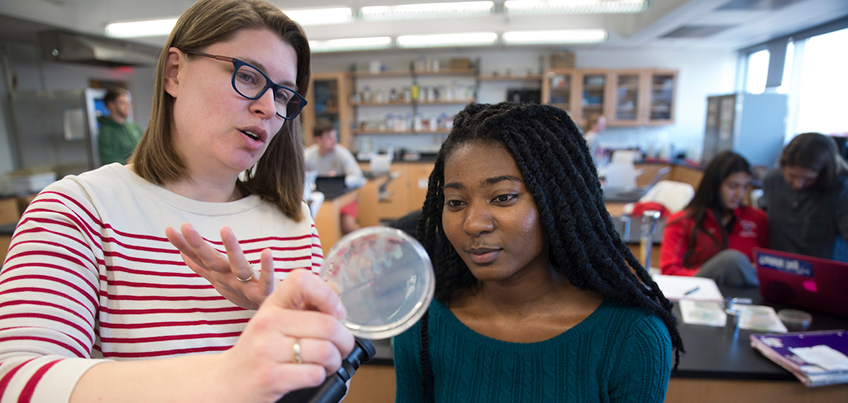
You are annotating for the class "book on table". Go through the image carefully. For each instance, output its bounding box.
[750,329,848,387]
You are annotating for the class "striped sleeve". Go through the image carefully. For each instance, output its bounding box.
[309,222,324,273]
[0,188,109,403]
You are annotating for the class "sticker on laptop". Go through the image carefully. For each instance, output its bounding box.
[757,252,814,278]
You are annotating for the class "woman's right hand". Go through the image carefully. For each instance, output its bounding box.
[216,269,355,402]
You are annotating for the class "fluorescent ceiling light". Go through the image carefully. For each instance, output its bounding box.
[397,32,498,48]
[105,19,177,38]
[504,0,650,14]
[361,1,494,20]
[503,29,608,44]
[283,7,353,25]
[309,37,393,53]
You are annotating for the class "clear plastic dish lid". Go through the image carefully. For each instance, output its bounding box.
[321,226,434,340]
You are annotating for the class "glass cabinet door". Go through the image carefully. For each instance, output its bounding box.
[302,72,352,149]
[579,73,606,122]
[648,72,676,124]
[613,73,641,124]
[543,71,575,115]
[313,78,339,126]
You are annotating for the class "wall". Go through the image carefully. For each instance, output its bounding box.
[0,39,155,192]
[312,46,738,161]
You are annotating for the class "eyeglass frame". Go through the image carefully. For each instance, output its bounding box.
[180,49,307,120]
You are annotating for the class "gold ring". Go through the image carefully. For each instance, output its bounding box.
[293,337,303,364]
[236,264,254,282]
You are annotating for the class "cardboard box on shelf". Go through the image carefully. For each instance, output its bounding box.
[551,52,575,68]
[449,58,472,69]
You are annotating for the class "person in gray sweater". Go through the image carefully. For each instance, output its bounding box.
[762,132,848,262]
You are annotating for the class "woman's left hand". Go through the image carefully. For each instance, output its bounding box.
[166,222,276,310]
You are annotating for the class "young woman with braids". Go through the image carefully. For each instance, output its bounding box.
[659,150,768,287]
[392,102,682,402]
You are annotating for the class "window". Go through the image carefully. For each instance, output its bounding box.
[794,27,848,135]
[776,41,794,94]
[745,50,769,94]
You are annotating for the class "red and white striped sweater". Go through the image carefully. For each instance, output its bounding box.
[0,164,323,402]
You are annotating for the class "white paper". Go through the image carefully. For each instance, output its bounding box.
[63,108,86,141]
[736,305,788,333]
[790,345,848,371]
[651,274,724,302]
[679,300,726,327]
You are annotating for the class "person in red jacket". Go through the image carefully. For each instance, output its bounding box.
[659,151,768,287]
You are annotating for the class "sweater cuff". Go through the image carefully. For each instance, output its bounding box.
[29,358,110,403]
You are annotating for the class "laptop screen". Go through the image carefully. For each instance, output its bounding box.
[754,247,848,318]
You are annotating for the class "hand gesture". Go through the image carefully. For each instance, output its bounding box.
[166,222,275,310]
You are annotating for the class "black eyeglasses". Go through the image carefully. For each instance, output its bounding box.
[183,50,307,120]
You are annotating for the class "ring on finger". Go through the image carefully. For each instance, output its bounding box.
[293,337,303,364]
[236,263,254,283]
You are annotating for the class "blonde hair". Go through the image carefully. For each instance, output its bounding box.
[582,113,603,134]
[131,0,310,221]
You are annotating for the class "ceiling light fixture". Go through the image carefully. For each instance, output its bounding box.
[502,29,608,44]
[361,1,495,20]
[504,0,650,15]
[105,19,177,38]
[309,37,393,53]
[397,32,498,48]
[283,7,353,25]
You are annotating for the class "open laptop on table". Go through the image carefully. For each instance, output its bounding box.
[315,175,348,199]
[754,247,848,318]
[604,166,670,202]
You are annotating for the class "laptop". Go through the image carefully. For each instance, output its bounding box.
[754,247,848,318]
[604,166,670,202]
[315,175,348,197]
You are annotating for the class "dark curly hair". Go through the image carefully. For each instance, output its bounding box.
[415,102,684,398]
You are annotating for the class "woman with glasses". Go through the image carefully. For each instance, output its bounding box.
[0,0,354,402]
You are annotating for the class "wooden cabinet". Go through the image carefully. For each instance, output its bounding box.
[301,72,354,149]
[357,161,435,226]
[405,162,434,212]
[541,69,579,118]
[542,68,677,127]
[647,70,677,125]
[576,70,609,125]
[609,70,643,126]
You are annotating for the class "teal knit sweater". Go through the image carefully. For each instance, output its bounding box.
[392,298,671,402]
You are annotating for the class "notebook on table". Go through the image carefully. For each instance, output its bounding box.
[754,248,848,318]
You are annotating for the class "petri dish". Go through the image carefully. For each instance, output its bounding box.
[321,226,434,340]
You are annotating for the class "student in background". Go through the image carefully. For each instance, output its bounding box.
[97,88,144,165]
[762,132,848,262]
[393,102,682,402]
[0,1,354,401]
[581,113,606,163]
[304,118,365,234]
[659,151,768,287]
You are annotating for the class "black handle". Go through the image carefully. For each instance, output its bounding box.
[276,338,376,403]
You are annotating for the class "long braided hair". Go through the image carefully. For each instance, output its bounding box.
[415,102,684,398]
[679,150,752,265]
